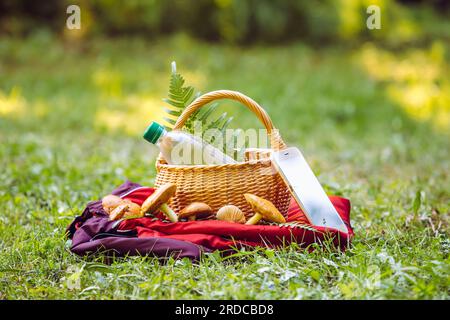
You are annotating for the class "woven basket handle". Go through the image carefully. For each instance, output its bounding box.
[173,90,287,151]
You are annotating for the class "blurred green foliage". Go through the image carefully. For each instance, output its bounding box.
[0,0,449,300]
[0,0,448,45]
[0,34,449,299]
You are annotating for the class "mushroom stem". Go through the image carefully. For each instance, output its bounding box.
[245,212,262,225]
[160,203,178,222]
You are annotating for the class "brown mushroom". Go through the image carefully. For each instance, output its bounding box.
[216,205,246,224]
[102,194,144,220]
[178,202,213,221]
[108,201,143,221]
[244,193,286,225]
[102,194,124,214]
[109,203,129,221]
[140,183,178,222]
[121,201,142,220]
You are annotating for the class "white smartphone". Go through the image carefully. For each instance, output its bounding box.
[271,147,348,233]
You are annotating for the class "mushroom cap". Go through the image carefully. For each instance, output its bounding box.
[141,183,177,215]
[122,201,143,219]
[109,203,129,221]
[102,194,124,214]
[216,205,246,224]
[178,202,213,220]
[244,193,286,224]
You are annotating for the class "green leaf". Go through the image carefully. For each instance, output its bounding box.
[163,117,177,125]
[206,112,228,131]
[197,103,219,122]
[413,190,422,215]
[162,61,237,158]
[265,249,275,259]
[224,128,247,160]
[309,270,320,282]
[163,108,182,117]
[163,98,186,108]
[219,116,234,131]
[163,64,196,131]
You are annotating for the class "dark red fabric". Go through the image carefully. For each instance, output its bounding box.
[118,187,353,251]
[67,181,353,260]
[67,181,207,260]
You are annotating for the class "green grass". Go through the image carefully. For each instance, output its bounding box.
[0,31,449,299]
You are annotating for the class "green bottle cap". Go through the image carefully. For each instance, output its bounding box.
[143,121,166,144]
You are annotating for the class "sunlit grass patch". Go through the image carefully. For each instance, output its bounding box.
[94,95,166,135]
[0,34,448,299]
[357,42,450,131]
[0,86,26,117]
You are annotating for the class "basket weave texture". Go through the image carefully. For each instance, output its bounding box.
[154,90,291,218]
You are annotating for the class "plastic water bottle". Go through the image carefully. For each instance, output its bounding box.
[143,122,237,165]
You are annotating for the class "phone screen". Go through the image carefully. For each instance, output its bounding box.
[271,147,348,233]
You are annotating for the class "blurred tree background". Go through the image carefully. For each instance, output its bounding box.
[0,0,449,45]
[0,0,449,300]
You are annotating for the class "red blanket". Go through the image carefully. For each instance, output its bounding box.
[119,186,353,251]
[67,181,353,260]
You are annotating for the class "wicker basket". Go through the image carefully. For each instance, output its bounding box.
[154,90,291,218]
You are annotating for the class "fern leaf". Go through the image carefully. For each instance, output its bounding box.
[163,117,177,125]
[205,112,228,131]
[196,103,218,122]
[163,108,182,117]
[162,61,240,158]
[163,98,186,109]
[224,129,246,160]
[163,64,195,130]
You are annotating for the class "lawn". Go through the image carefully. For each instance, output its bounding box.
[0,32,448,299]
